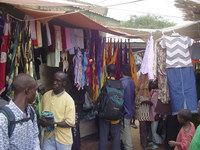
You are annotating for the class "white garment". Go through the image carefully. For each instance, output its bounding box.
[140,36,154,80]
[46,23,52,46]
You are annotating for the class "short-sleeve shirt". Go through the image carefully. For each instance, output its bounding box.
[42,90,75,145]
[160,36,194,68]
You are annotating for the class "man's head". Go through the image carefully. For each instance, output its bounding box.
[52,71,67,94]
[121,64,131,77]
[12,73,37,104]
[107,64,116,77]
[177,109,192,125]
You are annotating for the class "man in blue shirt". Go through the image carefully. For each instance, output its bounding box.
[120,64,135,150]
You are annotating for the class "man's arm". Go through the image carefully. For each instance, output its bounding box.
[0,113,9,150]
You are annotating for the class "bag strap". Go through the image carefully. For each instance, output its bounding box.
[0,106,35,138]
[0,106,15,138]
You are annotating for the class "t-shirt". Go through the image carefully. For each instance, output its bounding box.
[160,36,194,68]
[42,90,75,145]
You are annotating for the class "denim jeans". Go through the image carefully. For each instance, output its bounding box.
[43,135,72,150]
[98,118,120,150]
[121,118,133,150]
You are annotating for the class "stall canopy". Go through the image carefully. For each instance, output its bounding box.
[0,0,86,6]
[12,6,138,38]
[107,21,200,41]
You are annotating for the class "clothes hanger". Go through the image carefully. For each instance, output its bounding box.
[171,30,180,37]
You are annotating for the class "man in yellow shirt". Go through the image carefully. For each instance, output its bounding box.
[40,71,75,150]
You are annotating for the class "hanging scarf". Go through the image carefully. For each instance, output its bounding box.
[129,40,138,86]
[7,22,20,99]
[0,15,10,94]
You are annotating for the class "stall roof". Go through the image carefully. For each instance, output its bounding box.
[107,21,200,41]
[0,0,86,6]
[14,6,139,37]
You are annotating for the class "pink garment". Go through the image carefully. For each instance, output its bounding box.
[150,89,158,121]
[65,28,73,50]
[175,122,196,150]
[24,15,36,40]
[140,36,154,80]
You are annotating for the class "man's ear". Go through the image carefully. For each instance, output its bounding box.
[24,88,30,95]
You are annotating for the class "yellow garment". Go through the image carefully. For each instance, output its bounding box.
[129,41,138,86]
[108,43,119,65]
[42,90,75,145]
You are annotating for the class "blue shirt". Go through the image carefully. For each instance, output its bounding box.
[120,77,135,119]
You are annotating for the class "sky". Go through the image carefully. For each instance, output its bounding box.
[79,0,189,25]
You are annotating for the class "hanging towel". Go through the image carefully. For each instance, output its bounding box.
[46,23,52,46]
[65,27,73,50]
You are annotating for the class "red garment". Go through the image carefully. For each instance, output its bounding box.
[61,27,67,51]
[175,122,196,150]
[32,20,38,46]
[0,15,10,94]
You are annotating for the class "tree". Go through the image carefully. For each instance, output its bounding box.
[120,15,176,29]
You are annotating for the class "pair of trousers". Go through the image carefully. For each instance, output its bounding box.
[151,121,163,144]
[98,118,120,150]
[43,135,72,150]
[121,118,133,150]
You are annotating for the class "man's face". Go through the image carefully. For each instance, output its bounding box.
[52,73,65,93]
[27,85,37,104]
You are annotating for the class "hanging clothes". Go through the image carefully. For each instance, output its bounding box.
[61,27,67,51]
[140,36,154,80]
[6,22,20,99]
[65,27,73,51]
[129,41,138,86]
[35,21,43,48]
[0,15,5,48]
[0,15,10,94]
[160,35,197,115]
[74,29,84,49]
[46,22,52,46]
[46,25,61,67]
[156,43,170,104]
[73,49,83,90]
[61,51,69,73]
[160,36,194,68]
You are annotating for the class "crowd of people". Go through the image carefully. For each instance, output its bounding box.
[0,64,200,150]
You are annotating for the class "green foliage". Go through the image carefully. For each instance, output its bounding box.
[120,15,176,29]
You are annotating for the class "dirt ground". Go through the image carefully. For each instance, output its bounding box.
[81,121,165,150]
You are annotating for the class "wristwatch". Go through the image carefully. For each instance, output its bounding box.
[54,123,57,127]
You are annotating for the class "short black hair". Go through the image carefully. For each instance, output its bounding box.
[12,73,36,94]
[178,109,192,122]
[107,64,116,77]
[121,64,131,76]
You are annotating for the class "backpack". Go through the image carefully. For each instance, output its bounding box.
[96,79,124,120]
[0,104,35,138]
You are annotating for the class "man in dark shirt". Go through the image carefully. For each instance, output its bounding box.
[120,64,135,150]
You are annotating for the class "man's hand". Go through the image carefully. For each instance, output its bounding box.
[39,117,54,127]
[168,141,177,147]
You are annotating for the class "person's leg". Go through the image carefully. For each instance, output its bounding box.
[42,135,56,150]
[110,122,121,150]
[139,121,148,149]
[121,118,133,150]
[98,118,109,150]
[151,121,163,144]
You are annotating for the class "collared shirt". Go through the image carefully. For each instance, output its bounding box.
[120,77,135,119]
[0,100,41,150]
[42,90,75,145]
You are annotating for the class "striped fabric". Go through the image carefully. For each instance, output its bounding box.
[160,36,194,68]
